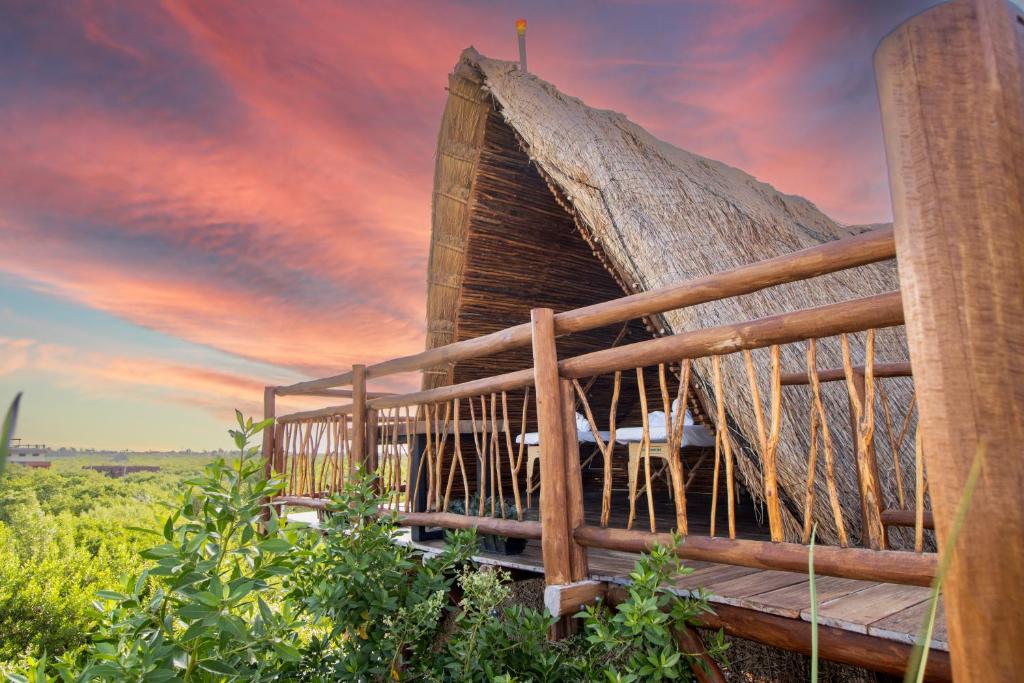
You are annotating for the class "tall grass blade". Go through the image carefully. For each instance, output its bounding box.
[0,392,22,479]
[809,523,818,683]
[903,443,985,683]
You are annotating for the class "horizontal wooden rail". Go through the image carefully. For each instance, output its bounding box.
[882,508,935,530]
[560,292,904,380]
[277,404,354,423]
[276,227,896,394]
[272,496,542,539]
[781,362,912,386]
[368,369,534,410]
[275,387,395,399]
[573,525,936,586]
[603,586,950,682]
[368,293,902,411]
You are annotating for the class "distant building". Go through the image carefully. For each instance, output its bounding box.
[8,440,51,468]
[85,465,161,478]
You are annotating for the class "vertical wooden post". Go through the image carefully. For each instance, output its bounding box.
[351,364,367,471]
[531,308,575,638]
[260,386,276,525]
[261,386,276,476]
[366,408,379,485]
[847,371,885,550]
[876,0,1024,678]
[561,378,589,582]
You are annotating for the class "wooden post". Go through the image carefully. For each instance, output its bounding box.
[847,370,885,549]
[261,386,276,475]
[876,0,1024,678]
[351,364,367,471]
[366,408,379,486]
[561,378,589,582]
[530,308,575,638]
[260,386,276,525]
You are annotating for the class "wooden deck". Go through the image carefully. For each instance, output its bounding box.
[394,532,948,652]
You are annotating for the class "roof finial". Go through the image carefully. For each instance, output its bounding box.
[516,18,528,73]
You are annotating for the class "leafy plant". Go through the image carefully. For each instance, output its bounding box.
[580,536,728,681]
[286,476,476,681]
[5,412,728,683]
[28,412,303,682]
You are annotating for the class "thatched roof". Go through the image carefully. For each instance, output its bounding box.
[426,48,917,546]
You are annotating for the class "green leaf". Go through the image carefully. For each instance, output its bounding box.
[272,641,301,662]
[258,538,292,553]
[140,543,178,560]
[198,658,238,676]
[96,590,129,602]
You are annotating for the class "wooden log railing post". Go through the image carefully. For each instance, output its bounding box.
[530,308,578,639]
[876,0,1024,678]
[260,386,276,526]
[847,370,886,549]
[366,408,379,489]
[561,378,589,583]
[351,364,367,472]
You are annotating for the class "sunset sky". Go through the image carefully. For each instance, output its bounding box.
[0,0,939,450]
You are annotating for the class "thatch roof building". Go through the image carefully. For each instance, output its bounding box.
[425,48,916,546]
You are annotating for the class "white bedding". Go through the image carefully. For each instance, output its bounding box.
[513,406,713,448]
[515,430,611,446]
[613,423,715,448]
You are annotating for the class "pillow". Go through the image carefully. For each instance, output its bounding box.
[647,410,667,427]
[671,398,695,425]
[575,412,592,432]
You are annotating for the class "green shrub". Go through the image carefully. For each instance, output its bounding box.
[7,412,727,682]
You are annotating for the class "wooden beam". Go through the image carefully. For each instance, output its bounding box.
[272,497,543,538]
[368,369,533,410]
[274,388,394,399]
[573,525,936,586]
[559,292,904,380]
[366,408,379,482]
[369,295,899,413]
[781,362,912,386]
[275,228,896,394]
[882,508,935,530]
[605,586,951,681]
[876,0,1024,678]
[561,378,589,583]
[351,364,366,469]
[277,404,353,423]
[531,309,574,590]
[260,386,276,525]
[543,580,605,618]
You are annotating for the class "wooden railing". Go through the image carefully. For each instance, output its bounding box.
[264,227,940,594]
[256,4,1024,674]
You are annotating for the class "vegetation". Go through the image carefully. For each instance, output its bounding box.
[0,454,213,669]
[1,412,726,681]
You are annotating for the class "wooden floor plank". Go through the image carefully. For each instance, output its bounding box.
[669,563,761,592]
[750,576,875,619]
[705,569,808,598]
[868,597,947,650]
[393,530,948,652]
[805,583,931,634]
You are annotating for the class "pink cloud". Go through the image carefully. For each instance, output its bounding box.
[0,0,913,427]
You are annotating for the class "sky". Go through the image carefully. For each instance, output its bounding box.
[0,0,939,450]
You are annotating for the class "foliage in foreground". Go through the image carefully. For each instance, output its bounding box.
[8,411,726,682]
[0,450,209,666]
